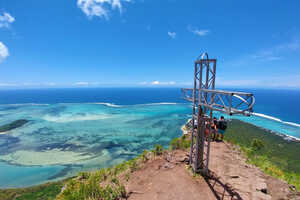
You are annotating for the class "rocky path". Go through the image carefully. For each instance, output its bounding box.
[209,141,299,200]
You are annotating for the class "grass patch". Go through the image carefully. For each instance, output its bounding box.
[57,149,156,200]
[57,171,126,200]
[152,144,163,156]
[169,134,191,150]
[0,180,65,200]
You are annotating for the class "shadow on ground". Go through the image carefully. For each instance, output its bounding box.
[204,170,243,200]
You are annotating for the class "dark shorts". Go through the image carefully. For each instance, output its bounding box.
[218,129,225,135]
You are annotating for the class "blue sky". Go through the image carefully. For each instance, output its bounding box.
[0,0,300,89]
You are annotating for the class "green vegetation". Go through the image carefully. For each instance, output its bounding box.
[0,181,65,200]
[0,119,29,133]
[153,144,163,156]
[225,119,300,190]
[251,138,264,151]
[140,149,149,162]
[57,170,126,200]
[169,134,191,150]
[57,149,155,200]
[58,147,162,200]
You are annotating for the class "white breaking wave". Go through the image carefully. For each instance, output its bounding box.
[43,114,111,123]
[88,102,179,107]
[252,113,282,122]
[253,112,300,128]
[0,102,181,107]
[93,102,179,107]
[91,102,122,108]
[281,134,300,141]
[283,122,300,128]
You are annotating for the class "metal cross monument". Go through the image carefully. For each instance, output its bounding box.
[181,52,255,174]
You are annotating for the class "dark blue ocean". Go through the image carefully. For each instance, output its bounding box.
[0,88,299,188]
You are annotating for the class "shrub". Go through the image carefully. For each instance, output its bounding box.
[153,144,163,156]
[112,162,127,176]
[251,138,264,151]
[57,175,127,200]
[140,150,149,162]
[127,158,139,172]
[78,172,90,180]
[170,136,191,150]
[124,173,130,182]
[170,138,181,150]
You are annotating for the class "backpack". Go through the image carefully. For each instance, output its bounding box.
[217,120,227,131]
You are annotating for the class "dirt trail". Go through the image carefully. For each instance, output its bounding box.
[125,142,299,200]
[127,151,215,200]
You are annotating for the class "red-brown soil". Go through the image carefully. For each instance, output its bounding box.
[124,141,300,200]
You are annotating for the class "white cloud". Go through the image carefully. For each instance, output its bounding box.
[251,50,282,61]
[0,42,9,63]
[0,83,18,87]
[0,82,42,87]
[251,39,300,61]
[188,25,210,36]
[216,74,300,88]
[74,81,89,86]
[277,39,300,51]
[223,38,300,68]
[152,80,160,85]
[0,12,15,28]
[150,80,176,85]
[168,31,176,39]
[77,0,131,19]
[89,82,102,85]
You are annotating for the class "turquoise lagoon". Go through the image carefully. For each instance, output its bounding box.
[0,103,190,188]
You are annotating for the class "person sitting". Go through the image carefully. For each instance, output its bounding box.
[216,116,227,141]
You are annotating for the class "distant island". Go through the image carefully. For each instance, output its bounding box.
[0,119,29,133]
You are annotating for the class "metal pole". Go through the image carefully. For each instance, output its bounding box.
[205,60,216,174]
[190,62,197,166]
[204,61,210,113]
[195,62,203,171]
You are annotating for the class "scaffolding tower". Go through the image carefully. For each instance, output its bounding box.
[181,52,255,174]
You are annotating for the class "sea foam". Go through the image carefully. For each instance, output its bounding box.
[253,112,300,128]
[91,102,122,107]
[43,114,111,123]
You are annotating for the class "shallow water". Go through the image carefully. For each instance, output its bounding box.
[0,103,190,188]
